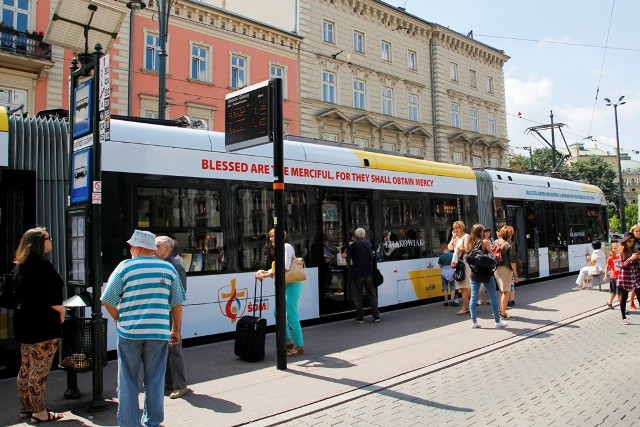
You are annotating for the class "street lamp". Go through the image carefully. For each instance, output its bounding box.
[522,146,533,169]
[127,0,168,120]
[604,95,626,231]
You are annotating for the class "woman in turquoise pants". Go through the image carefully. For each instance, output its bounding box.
[256,229,305,356]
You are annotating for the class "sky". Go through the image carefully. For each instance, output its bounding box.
[392,0,639,161]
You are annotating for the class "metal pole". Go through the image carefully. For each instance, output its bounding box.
[270,78,287,370]
[158,0,168,119]
[614,104,626,231]
[550,110,556,168]
[89,44,106,411]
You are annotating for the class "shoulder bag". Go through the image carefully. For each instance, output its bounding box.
[453,261,465,281]
[285,257,307,284]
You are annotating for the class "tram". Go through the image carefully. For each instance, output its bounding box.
[97,116,606,350]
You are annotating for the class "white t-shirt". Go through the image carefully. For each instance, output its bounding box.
[590,249,606,273]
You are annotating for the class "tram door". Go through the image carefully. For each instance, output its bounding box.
[318,189,372,315]
[545,202,568,274]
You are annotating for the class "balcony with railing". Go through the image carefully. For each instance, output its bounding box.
[0,24,53,74]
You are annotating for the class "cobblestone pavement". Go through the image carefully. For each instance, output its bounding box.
[270,309,640,427]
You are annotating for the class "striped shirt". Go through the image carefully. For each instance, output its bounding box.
[101,256,186,340]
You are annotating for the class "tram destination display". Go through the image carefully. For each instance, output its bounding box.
[225,81,269,151]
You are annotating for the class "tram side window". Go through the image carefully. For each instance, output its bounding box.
[136,187,226,273]
[567,206,588,244]
[380,197,425,260]
[429,197,460,255]
[237,187,308,271]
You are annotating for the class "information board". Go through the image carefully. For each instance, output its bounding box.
[225,80,269,151]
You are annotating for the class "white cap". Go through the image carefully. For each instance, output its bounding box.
[127,230,157,251]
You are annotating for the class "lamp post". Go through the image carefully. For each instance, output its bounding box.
[522,146,533,169]
[604,96,626,231]
[126,0,168,120]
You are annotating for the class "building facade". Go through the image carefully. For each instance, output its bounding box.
[212,0,510,166]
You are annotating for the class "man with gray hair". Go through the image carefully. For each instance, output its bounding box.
[155,235,189,399]
[341,227,380,323]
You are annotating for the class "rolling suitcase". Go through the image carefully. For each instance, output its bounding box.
[234,278,267,362]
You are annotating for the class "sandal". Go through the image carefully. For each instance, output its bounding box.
[287,347,304,357]
[456,309,470,315]
[285,340,294,350]
[31,410,64,423]
[500,313,513,320]
[19,411,31,419]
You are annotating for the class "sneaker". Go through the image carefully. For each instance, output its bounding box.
[508,300,516,307]
[355,317,364,324]
[471,322,481,329]
[623,319,631,325]
[449,301,460,307]
[170,388,190,399]
[443,301,449,306]
[571,287,581,291]
[477,300,482,305]
[373,316,381,323]
[494,321,507,328]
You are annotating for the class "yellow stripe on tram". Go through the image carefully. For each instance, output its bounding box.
[352,149,476,179]
[0,106,8,132]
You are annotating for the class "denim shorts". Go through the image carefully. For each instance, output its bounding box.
[441,276,456,292]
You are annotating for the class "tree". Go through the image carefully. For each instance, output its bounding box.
[625,203,638,229]
[510,154,529,171]
[609,216,620,234]
[565,156,617,204]
[530,147,565,173]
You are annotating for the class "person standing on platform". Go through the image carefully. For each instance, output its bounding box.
[493,225,519,320]
[614,232,639,325]
[342,228,380,323]
[101,230,186,427]
[449,221,470,315]
[13,227,65,423]
[155,236,189,399]
[605,242,620,309]
[438,244,458,307]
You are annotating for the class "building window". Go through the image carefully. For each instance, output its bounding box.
[408,94,419,121]
[382,87,393,116]
[490,158,499,168]
[469,69,477,88]
[1,0,28,32]
[488,112,496,136]
[353,79,366,110]
[470,108,479,132]
[409,147,422,157]
[145,33,161,71]
[487,76,494,93]
[323,133,338,142]
[354,138,368,148]
[407,50,417,70]
[381,40,392,62]
[453,153,463,164]
[322,71,336,103]
[382,142,396,152]
[353,30,364,53]
[323,20,335,44]
[450,62,458,81]
[451,102,460,128]
[270,64,286,97]
[230,54,247,89]
[472,156,482,168]
[190,45,208,82]
[0,87,27,112]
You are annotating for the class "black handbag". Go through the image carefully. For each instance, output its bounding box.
[373,267,384,287]
[453,261,465,281]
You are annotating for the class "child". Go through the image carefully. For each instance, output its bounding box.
[438,245,459,306]
[605,243,619,309]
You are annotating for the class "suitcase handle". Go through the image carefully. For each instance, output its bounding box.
[253,277,264,318]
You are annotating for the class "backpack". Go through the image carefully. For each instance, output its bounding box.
[491,244,504,266]
[0,270,17,310]
[465,241,497,283]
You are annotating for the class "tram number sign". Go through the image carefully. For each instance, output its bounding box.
[225,80,269,152]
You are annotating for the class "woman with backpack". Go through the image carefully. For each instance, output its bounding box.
[493,225,519,320]
[465,224,507,329]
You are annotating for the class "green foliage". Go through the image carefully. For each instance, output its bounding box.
[510,154,529,171]
[609,216,620,233]
[626,203,638,228]
[565,156,617,204]
[530,147,566,173]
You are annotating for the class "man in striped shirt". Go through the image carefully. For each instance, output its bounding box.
[101,230,186,427]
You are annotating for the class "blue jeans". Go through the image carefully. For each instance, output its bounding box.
[117,336,169,427]
[285,282,304,347]
[469,276,501,323]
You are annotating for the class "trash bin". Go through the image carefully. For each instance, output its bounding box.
[58,317,107,373]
